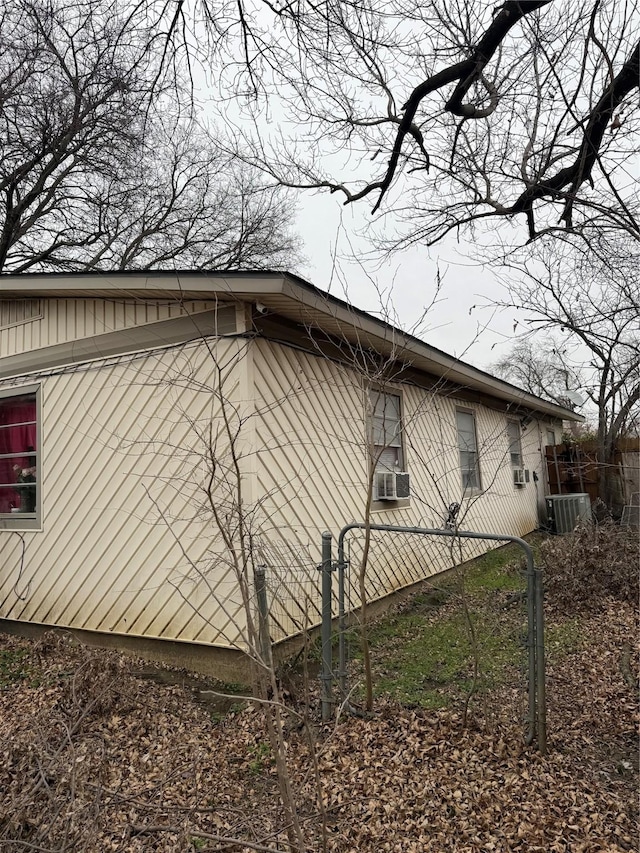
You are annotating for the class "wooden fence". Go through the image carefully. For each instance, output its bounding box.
[545,438,640,508]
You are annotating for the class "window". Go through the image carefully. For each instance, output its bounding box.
[0,388,40,529]
[456,410,481,492]
[506,420,523,468]
[546,429,556,447]
[370,389,404,471]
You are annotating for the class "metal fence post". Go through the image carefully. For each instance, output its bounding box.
[335,522,546,750]
[525,551,537,746]
[337,538,348,699]
[534,567,547,754]
[320,531,333,721]
[255,565,272,670]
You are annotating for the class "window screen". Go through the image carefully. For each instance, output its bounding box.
[506,420,523,468]
[370,390,404,471]
[456,410,481,492]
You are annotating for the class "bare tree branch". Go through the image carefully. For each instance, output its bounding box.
[0,0,301,274]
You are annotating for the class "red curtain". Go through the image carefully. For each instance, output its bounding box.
[0,398,37,513]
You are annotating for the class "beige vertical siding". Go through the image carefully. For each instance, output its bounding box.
[250,341,555,640]
[0,337,253,650]
[0,327,559,650]
[248,341,367,638]
[0,299,219,356]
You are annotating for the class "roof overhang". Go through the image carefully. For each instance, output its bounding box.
[0,270,583,422]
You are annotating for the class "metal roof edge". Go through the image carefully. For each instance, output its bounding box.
[0,269,583,422]
[277,273,583,422]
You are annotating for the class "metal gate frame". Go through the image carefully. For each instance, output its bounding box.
[320,524,546,753]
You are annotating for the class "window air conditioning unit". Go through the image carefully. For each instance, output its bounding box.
[513,468,526,486]
[545,493,591,534]
[374,471,411,500]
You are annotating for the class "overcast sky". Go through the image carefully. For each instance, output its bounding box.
[292,188,522,373]
[195,43,530,375]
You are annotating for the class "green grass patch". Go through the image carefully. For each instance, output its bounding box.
[545,618,582,658]
[247,741,273,774]
[349,542,544,708]
[315,536,583,714]
[462,543,528,593]
[364,608,525,708]
[0,647,37,687]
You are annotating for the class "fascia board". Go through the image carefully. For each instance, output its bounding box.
[0,271,287,299]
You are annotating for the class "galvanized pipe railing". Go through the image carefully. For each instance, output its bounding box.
[320,523,546,753]
[319,531,335,722]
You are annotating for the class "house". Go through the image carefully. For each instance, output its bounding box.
[0,272,580,679]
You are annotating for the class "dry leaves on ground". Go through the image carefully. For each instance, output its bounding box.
[0,598,637,852]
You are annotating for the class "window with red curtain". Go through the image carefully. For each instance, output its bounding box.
[0,392,38,514]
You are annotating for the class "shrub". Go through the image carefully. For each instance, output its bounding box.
[539,521,639,613]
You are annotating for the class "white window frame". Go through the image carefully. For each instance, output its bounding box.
[368,388,410,507]
[456,409,482,494]
[369,388,405,472]
[506,420,524,469]
[0,384,42,531]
